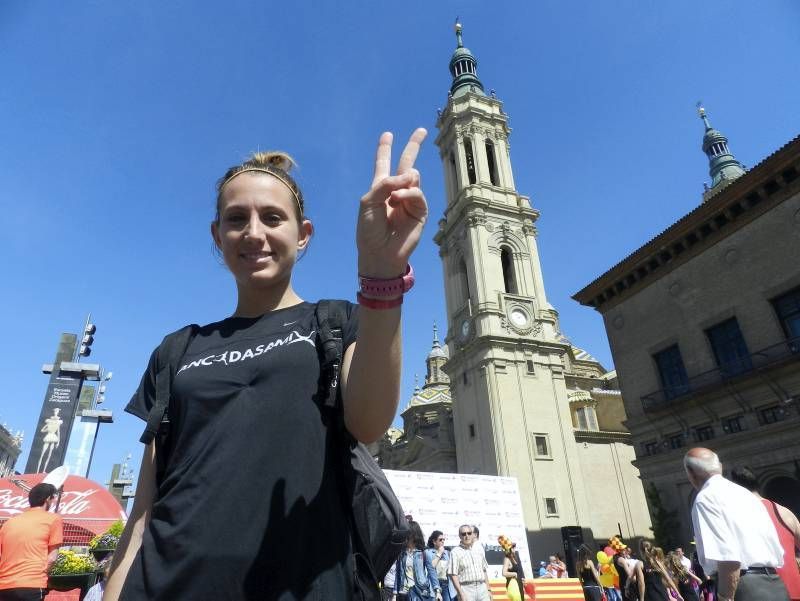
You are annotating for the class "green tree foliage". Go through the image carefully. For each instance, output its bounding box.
[645,483,681,549]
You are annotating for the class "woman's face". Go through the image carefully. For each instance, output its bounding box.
[435,534,445,549]
[212,173,311,293]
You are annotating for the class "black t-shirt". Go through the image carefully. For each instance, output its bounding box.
[122,301,358,601]
[614,554,629,591]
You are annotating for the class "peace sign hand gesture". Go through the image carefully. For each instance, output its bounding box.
[357,128,428,279]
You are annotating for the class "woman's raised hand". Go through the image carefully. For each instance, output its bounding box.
[357,128,428,279]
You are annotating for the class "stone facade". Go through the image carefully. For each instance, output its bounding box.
[574,128,800,546]
[379,26,653,554]
[0,423,23,478]
[377,326,458,473]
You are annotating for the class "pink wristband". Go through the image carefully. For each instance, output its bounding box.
[358,264,415,298]
[357,293,403,310]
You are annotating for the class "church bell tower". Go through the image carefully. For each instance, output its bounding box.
[433,22,594,542]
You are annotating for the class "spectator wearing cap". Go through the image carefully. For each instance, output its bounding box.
[538,561,548,578]
[684,447,788,601]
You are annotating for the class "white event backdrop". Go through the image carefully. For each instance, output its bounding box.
[384,470,533,579]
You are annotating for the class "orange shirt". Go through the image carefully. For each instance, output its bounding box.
[0,507,63,589]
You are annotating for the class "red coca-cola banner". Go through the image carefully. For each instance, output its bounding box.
[0,473,126,533]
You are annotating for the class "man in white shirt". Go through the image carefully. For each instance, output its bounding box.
[448,525,491,601]
[675,547,693,573]
[684,447,789,601]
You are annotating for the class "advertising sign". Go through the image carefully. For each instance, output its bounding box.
[0,474,127,546]
[0,474,125,521]
[24,372,84,474]
[384,470,532,579]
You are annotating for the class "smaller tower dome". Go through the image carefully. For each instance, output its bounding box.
[449,21,485,98]
[698,104,745,201]
[424,323,450,387]
[427,323,448,360]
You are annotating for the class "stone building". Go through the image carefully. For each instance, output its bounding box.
[0,423,23,478]
[574,108,800,545]
[380,24,653,553]
[377,325,457,473]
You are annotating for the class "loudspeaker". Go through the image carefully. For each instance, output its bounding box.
[561,526,584,577]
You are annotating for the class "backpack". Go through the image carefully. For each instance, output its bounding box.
[138,301,409,598]
[314,300,410,597]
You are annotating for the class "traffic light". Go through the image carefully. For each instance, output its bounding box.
[79,323,96,357]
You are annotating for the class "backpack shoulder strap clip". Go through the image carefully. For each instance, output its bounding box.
[139,324,198,447]
[315,300,348,410]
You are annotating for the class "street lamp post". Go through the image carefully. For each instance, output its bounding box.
[83,368,113,478]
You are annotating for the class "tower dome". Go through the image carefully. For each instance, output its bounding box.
[698,105,745,201]
[427,323,448,360]
[449,21,485,98]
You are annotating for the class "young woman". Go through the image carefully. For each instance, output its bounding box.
[394,522,441,601]
[665,552,701,601]
[612,545,643,601]
[426,531,452,601]
[500,539,526,601]
[576,545,604,601]
[638,541,682,601]
[105,129,428,601]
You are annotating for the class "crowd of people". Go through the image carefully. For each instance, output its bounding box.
[571,447,800,601]
[378,446,800,601]
[381,522,495,601]
[574,536,710,601]
[377,519,711,601]
[380,522,546,601]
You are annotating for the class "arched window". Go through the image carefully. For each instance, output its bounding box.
[459,258,471,303]
[500,246,517,294]
[576,406,599,431]
[485,140,499,185]
[449,153,458,193]
[464,138,477,185]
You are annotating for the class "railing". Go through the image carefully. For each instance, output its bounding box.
[641,336,800,411]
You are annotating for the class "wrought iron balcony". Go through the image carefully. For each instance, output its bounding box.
[641,336,800,412]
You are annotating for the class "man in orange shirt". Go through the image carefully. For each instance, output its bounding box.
[0,483,63,601]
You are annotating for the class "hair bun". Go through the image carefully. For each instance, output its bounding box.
[245,151,296,173]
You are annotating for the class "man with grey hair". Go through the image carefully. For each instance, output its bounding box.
[684,447,788,601]
[448,524,490,601]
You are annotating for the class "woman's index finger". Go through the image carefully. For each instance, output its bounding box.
[372,131,393,186]
[396,128,428,174]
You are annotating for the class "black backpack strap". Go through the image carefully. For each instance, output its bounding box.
[315,300,349,411]
[139,324,198,482]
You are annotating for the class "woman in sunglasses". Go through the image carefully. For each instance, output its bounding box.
[427,531,453,601]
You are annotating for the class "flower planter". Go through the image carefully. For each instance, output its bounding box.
[48,572,97,592]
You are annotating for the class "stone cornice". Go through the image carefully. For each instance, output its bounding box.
[573,135,800,312]
[442,333,576,372]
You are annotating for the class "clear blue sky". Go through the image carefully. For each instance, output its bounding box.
[1,2,798,488]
